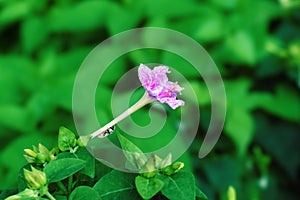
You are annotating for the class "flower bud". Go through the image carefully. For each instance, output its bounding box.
[133,152,147,169]
[159,153,172,168]
[38,143,50,155]
[5,188,38,200]
[23,155,36,164]
[153,155,162,169]
[172,162,184,172]
[32,145,38,152]
[142,170,158,179]
[24,148,38,163]
[23,144,56,165]
[162,162,184,176]
[227,186,236,200]
[24,149,37,158]
[77,135,91,147]
[24,166,47,189]
[141,156,159,178]
[49,147,59,161]
[36,153,48,163]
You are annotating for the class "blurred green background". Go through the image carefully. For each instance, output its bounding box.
[0,0,300,199]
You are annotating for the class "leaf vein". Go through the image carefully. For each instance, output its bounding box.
[100,186,135,197]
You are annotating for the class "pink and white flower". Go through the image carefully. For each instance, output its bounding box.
[138,64,184,109]
[90,64,184,139]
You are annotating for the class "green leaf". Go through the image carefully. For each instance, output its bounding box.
[117,133,148,170]
[211,0,238,10]
[21,16,48,53]
[257,85,300,122]
[135,176,164,200]
[169,9,226,43]
[57,152,75,159]
[225,108,254,156]
[58,127,77,151]
[106,3,142,35]
[224,79,257,156]
[55,48,91,75]
[93,170,140,200]
[0,104,32,133]
[56,149,95,179]
[196,187,208,200]
[76,148,95,179]
[145,0,200,18]
[255,116,300,178]
[54,195,67,200]
[44,75,75,111]
[0,1,31,28]
[160,172,195,200]
[194,14,225,43]
[0,55,35,100]
[224,30,257,65]
[44,158,86,183]
[69,186,101,200]
[47,1,115,32]
[202,157,240,191]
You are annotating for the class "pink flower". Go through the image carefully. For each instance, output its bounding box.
[138,64,184,109]
[89,64,185,139]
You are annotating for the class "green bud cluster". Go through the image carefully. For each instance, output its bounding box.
[5,167,49,200]
[23,166,47,190]
[5,188,39,200]
[24,143,58,165]
[161,162,185,176]
[141,153,185,178]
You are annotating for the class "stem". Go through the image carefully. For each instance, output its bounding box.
[45,191,56,200]
[57,181,67,195]
[68,175,73,194]
[91,92,155,138]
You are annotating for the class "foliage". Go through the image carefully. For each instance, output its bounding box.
[0,0,300,199]
[2,127,205,200]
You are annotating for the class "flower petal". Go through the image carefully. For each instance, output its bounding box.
[152,66,170,84]
[138,64,152,90]
[163,98,185,109]
[138,64,184,109]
